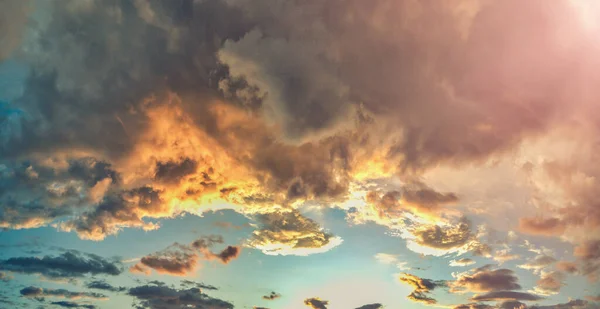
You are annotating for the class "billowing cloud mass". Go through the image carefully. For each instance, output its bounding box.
[399,273,445,304]
[131,235,240,276]
[248,209,342,256]
[304,297,329,309]
[128,283,233,309]
[1,0,600,307]
[0,250,121,279]
[20,286,107,300]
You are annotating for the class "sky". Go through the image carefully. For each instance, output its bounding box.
[0,0,599,309]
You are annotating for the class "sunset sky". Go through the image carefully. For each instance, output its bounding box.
[1,1,600,309]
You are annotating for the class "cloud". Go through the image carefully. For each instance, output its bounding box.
[50,301,97,309]
[85,280,126,293]
[493,250,520,264]
[530,299,592,309]
[450,258,476,267]
[586,295,600,302]
[454,304,495,309]
[517,255,556,273]
[530,271,565,296]
[128,283,234,309]
[131,235,240,276]
[556,261,578,274]
[304,297,329,309]
[20,286,107,300]
[262,292,280,300]
[248,209,342,256]
[0,250,121,279]
[450,268,521,293]
[0,0,30,61]
[399,273,445,304]
[470,291,543,302]
[179,280,218,291]
[0,271,12,282]
[355,304,384,309]
[519,218,566,237]
[573,240,600,281]
[365,183,458,221]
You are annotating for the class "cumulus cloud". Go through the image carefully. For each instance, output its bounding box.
[128,283,233,309]
[20,286,107,300]
[248,209,342,256]
[304,297,329,309]
[450,268,521,293]
[0,250,121,279]
[50,301,97,309]
[131,235,240,276]
[399,273,445,304]
[530,271,565,296]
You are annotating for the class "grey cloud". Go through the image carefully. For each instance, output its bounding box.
[20,286,107,300]
[50,301,97,309]
[128,283,233,309]
[355,304,384,309]
[0,250,122,279]
[85,280,126,293]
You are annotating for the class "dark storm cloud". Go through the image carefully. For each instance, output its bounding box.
[0,250,121,279]
[304,297,329,309]
[0,0,598,257]
[262,291,280,300]
[85,280,126,293]
[128,284,233,309]
[451,268,521,293]
[399,273,445,305]
[470,291,543,302]
[20,286,107,300]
